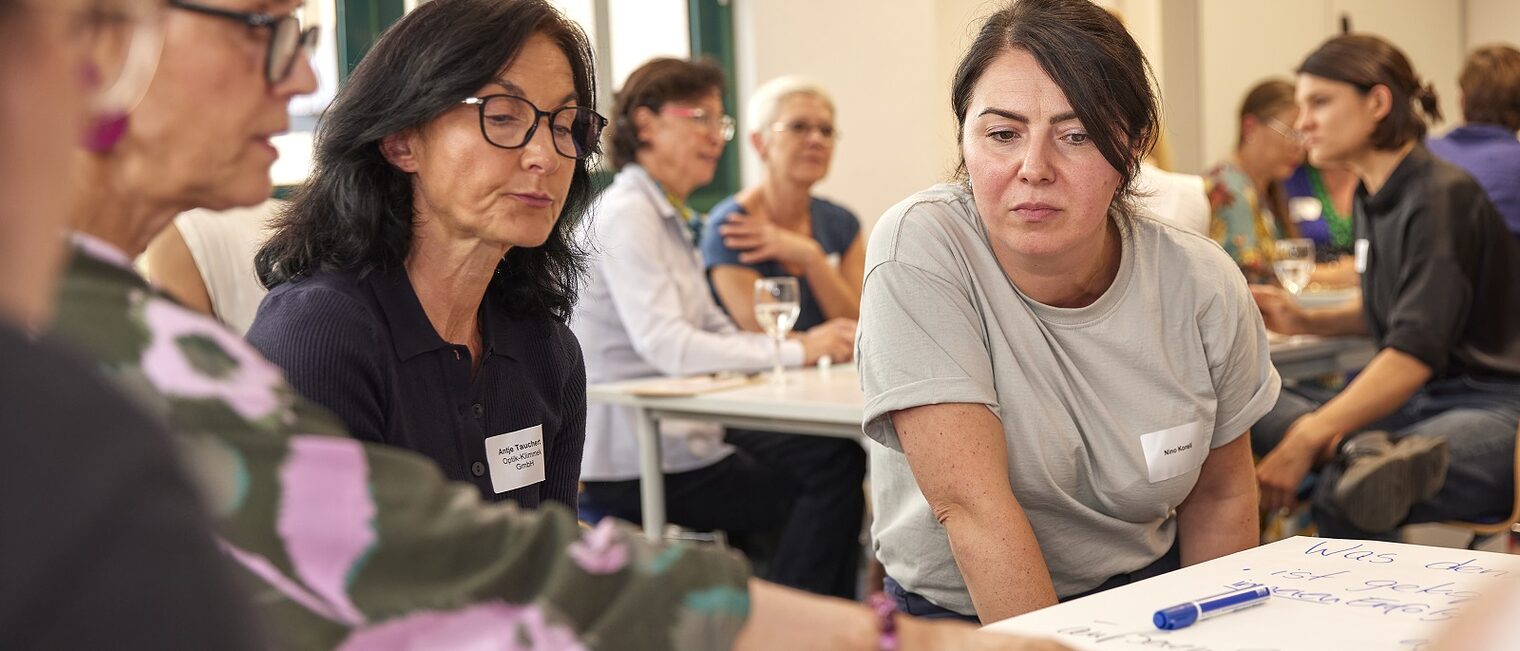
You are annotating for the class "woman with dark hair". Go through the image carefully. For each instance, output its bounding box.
[858,0,1273,624]
[1205,79,1304,284]
[41,0,1071,647]
[246,0,604,509]
[1251,34,1520,539]
[573,57,866,600]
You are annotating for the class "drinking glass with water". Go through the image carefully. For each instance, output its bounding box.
[753,277,801,383]
[1273,238,1316,295]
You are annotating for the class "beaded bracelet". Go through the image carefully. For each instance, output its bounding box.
[867,592,900,651]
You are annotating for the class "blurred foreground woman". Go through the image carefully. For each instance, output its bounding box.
[0,0,260,646]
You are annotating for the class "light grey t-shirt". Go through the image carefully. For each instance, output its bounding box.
[859,183,1280,615]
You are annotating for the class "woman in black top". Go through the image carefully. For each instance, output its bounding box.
[1251,34,1520,538]
[248,1,606,509]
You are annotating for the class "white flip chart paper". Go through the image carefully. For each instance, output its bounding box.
[983,536,1520,651]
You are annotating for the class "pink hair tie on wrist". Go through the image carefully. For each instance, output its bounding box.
[84,113,130,154]
[868,592,900,651]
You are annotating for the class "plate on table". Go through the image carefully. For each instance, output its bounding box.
[1294,287,1358,309]
[625,374,759,398]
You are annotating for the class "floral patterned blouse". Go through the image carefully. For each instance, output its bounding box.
[47,237,752,650]
[1206,160,1282,284]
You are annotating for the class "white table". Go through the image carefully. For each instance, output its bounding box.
[587,365,863,540]
[983,535,1520,650]
[588,337,1377,540]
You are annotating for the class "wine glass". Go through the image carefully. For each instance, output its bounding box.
[753,277,801,383]
[1273,238,1316,296]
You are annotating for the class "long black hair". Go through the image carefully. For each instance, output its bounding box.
[256,0,598,323]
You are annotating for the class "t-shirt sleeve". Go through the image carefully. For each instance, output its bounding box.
[1376,193,1475,375]
[246,284,388,442]
[698,203,746,270]
[858,256,996,451]
[1199,266,1282,447]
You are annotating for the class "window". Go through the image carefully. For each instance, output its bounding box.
[551,0,735,210]
[279,1,735,209]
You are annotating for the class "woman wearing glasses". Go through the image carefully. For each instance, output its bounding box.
[247,0,598,511]
[573,57,865,599]
[0,0,262,646]
[700,76,864,333]
[42,0,1073,648]
[1205,79,1305,284]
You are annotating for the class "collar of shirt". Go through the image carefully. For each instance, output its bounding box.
[1359,143,1434,215]
[369,266,529,363]
[1442,123,1520,143]
[69,231,135,270]
[624,163,704,245]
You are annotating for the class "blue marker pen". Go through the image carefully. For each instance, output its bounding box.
[1153,586,1271,630]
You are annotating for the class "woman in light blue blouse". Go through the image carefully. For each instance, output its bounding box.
[701,76,865,332]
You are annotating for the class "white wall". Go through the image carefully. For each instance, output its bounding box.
[1466,0,1520,52]
[733,0,999,231]
[1194,0,1465,173]
[730,0,1490,228]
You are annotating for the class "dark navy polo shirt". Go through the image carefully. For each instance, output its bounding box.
[247,267,585,509]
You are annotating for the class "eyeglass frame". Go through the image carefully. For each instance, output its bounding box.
[460,94,608,160]
[770,120,840,141]
[663,105,736,142]
[1263,116,1306,144]
[166,0,318,85]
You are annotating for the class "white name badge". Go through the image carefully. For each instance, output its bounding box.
[484,425,546,494]
[1139,420,1209,483]
[1354,238,1370,273]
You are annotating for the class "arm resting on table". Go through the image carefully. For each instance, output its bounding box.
[892,402,1058,624]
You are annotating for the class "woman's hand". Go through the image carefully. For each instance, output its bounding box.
[1256,414,1337,513]
[720,212,824,267]
[799,318,856,364]
[1249,284,1310,335]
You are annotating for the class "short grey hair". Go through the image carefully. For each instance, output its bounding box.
[746,75,835,139]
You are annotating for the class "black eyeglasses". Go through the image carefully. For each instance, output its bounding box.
[461,95,607,160]
[168,0,318,85]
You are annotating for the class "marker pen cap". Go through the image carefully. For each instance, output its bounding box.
[1153,603,1199,630]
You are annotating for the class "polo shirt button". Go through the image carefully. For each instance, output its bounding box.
[472,403,484,418]
[471,461,486,477]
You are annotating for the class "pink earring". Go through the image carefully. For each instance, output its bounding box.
[79,62,128,154]
[84,113,129,153]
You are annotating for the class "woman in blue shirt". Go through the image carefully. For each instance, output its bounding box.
[701,76,865,332]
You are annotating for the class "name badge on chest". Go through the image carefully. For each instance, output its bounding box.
[484,424,546,494]
[1139,420,1209,483]
[1354,239,1370,274]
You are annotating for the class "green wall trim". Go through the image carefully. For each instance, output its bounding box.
[688,0,739,213]
[336,0,406,84]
